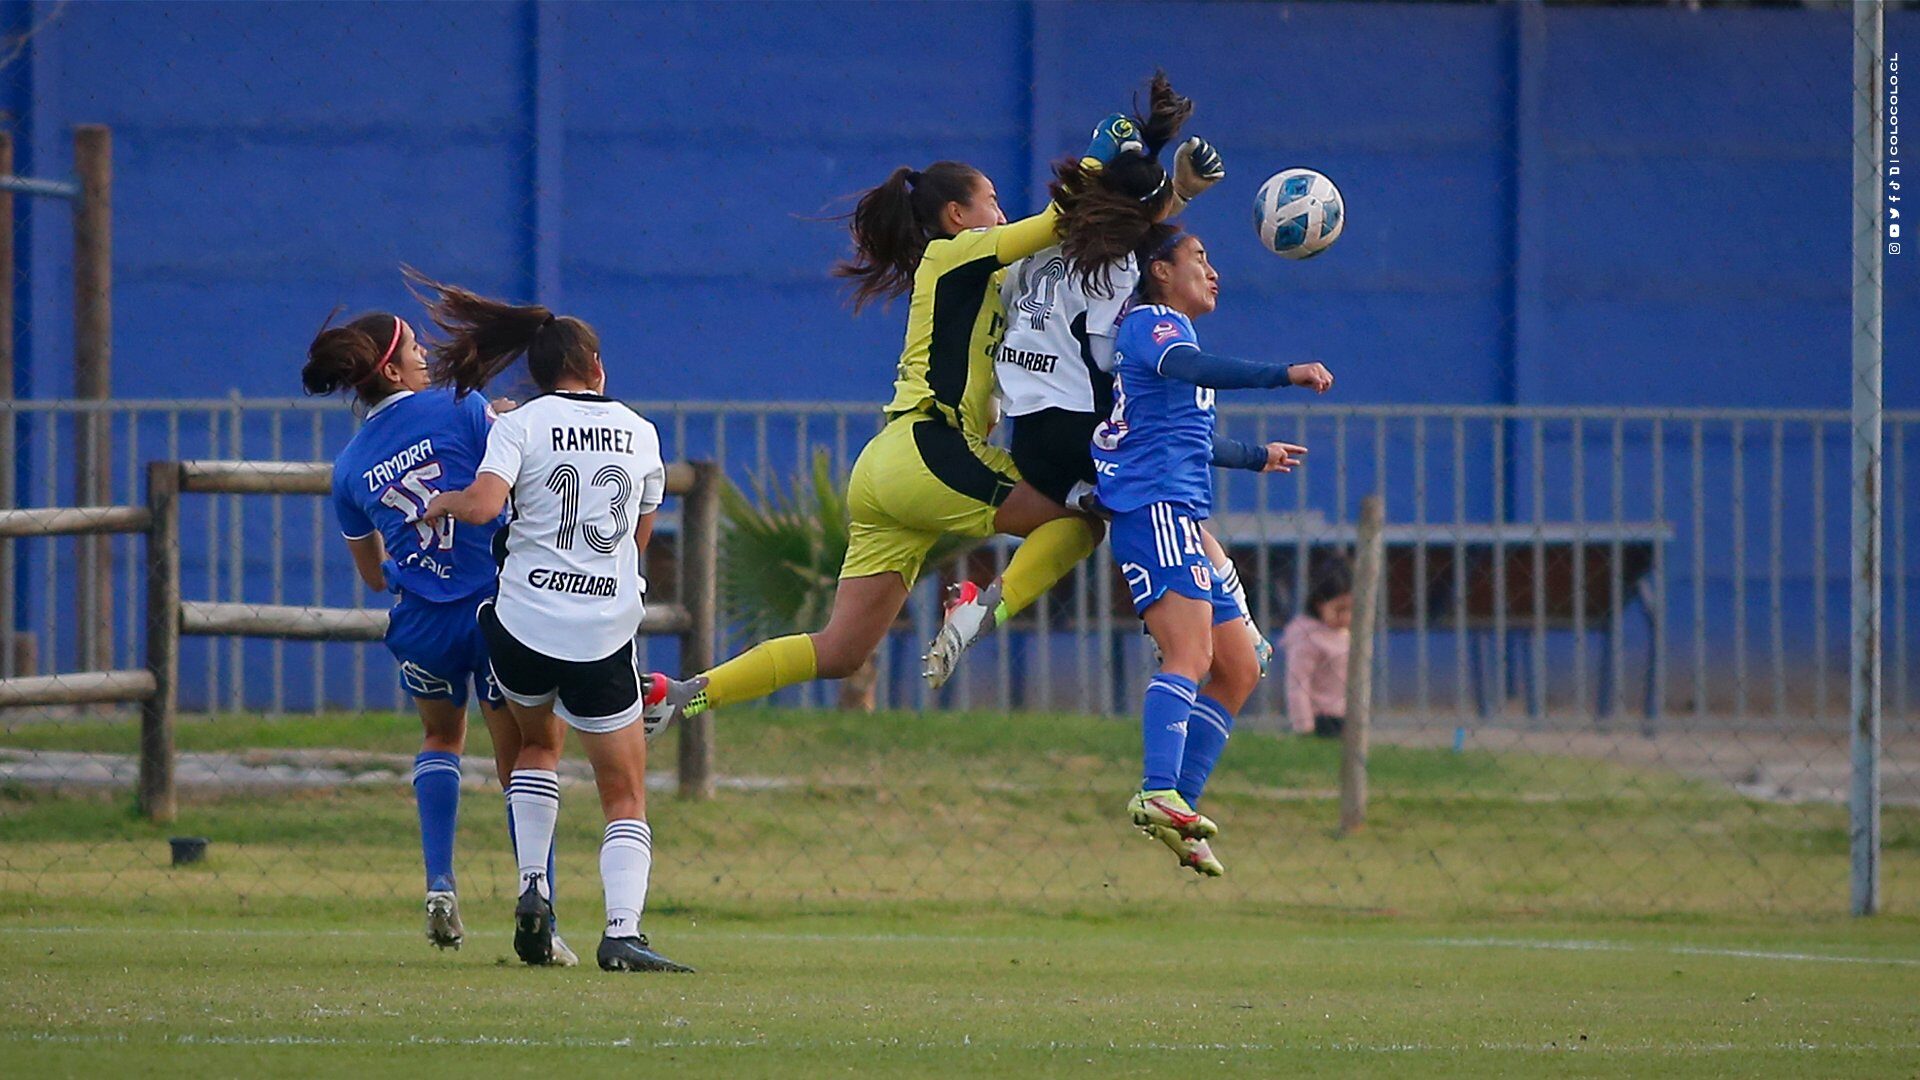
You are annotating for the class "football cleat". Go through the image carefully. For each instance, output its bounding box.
[512,882,555,966]
[1144,823,1225,877]
[641,673,710,736]
[1248,619,1275,679]
[922,580,1001,689]
[424,890,464,950]
[597,934,695,973]
[1128,789,1217,840]
[546,932,580,968]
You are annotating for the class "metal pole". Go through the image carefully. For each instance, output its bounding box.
[0,131,14,681]
[73,125,112,673]
[677,460,720,801]
[140,462,180,823]
[1340,494,1384,836]
[1849,0,1884,917]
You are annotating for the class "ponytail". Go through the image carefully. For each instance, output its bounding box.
[833,160,984,311]
[404,266,599,396]
[302,311,406,405]
[1136,70,1193,156]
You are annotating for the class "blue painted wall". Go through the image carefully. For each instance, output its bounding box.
[3,1,1915,713]
[5,1,1914,408]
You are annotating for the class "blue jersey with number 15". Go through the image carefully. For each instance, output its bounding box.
[330,389,504,604]
[1090,304,1217,516]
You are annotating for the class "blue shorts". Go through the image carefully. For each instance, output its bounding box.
[385,592,503,708]
[1109,501,1240,624]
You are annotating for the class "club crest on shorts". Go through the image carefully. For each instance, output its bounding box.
[1190,565,1212,591]
[401,660,454,698]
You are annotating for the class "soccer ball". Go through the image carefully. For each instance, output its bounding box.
[1254,168,1344,259]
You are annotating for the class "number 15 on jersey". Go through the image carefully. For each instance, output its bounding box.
[378,462,456,550]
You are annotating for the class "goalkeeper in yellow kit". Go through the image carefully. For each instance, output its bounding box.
[649,117,1155,720]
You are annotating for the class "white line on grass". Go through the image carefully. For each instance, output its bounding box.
[1410,936,1920,968]
[6,926,1913,967]
[8,1031,1920,1055]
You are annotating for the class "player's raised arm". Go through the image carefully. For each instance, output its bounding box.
[1160,345,1334,393]
[424,473,510,527]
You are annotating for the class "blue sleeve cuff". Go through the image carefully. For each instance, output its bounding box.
[1211,436,1267,472]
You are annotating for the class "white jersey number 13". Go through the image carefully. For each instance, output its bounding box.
[544,463,634,554]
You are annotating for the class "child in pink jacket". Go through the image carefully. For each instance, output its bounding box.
[1280,566,1353,737]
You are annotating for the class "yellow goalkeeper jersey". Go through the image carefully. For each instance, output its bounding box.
[883,205,1059,438]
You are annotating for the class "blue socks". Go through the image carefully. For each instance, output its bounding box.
[1140,674,1199,791]
[412,751,463,893]
[1177,694,1236,806]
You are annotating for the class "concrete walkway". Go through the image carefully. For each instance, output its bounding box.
[0,747,791,795]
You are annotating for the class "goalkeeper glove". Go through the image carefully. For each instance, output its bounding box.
[1163,136,1225,218]
[1082,112,1144,170]
[1173,136,1225,200]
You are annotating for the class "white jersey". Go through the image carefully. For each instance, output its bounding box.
[477,391,666,662]
[995,246,1136,416]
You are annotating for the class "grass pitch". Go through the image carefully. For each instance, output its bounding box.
[2,707,1917,1076]
[4,912,1918,1077]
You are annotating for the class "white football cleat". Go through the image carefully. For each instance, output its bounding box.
[424,890,464,950]
[1246,617,1274,678]
[547,933,580,967]
[922,581,1001,689]
[640,673,709,739]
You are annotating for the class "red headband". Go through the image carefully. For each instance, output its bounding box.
[378,317,406,367]
[349,317,408,391]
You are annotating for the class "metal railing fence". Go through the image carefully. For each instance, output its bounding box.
[2,397,1909,732]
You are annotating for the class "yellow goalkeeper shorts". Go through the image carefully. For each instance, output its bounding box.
[841,412,1020,586]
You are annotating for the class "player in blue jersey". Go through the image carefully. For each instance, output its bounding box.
[1092,230,1332,871]
[303,310,575,963]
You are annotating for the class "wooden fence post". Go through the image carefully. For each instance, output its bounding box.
[1340,494,1385,836]
[0,130,14,680]
[73,125,113,672]
[677,461,720,801]
[139,462,179,823]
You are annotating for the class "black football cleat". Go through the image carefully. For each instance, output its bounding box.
[596,933,695,973]
[512,883,555,966]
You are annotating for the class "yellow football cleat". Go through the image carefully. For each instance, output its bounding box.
[1127,789,1217,840]
[1144,824,1225,877]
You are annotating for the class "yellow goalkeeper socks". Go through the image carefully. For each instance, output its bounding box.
[998,516,1099,620]
[700,633,818,710]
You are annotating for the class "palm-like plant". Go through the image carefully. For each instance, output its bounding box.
[720,450,850,645]
[719,450,979,710]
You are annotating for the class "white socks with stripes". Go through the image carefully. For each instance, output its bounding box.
[505,769,560,901]
[601,819,653,938]
[507,770,654,935]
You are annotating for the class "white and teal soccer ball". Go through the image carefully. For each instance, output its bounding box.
[1254,168,1344,259]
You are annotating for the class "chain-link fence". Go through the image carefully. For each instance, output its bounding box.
[0,1,1913,923]
[0,397,1913,916]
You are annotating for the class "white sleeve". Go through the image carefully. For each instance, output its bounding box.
[634,422,667,514]
[475,410,525,484]
[1088,334,1118,374]
[1084,255,1133,374]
